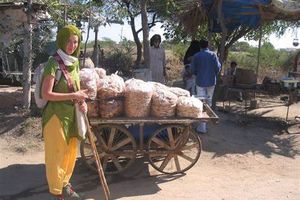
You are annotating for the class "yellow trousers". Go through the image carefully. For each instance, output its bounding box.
[44,115,78,195]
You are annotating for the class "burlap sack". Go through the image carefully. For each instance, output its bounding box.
[149,81,169,91]
[79,57,94,69]
[151,87,178,118]
[79,68,97,100]
[87,100,99,117]
[168,87,190,97]
[97,74,125,100]
[99,99,123,118]
[124,78,153,117]
[95,68,106,89]
[177,96,203,118]
[95,68,106,79]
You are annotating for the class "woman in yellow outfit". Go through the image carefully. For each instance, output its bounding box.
[41,25,88,200]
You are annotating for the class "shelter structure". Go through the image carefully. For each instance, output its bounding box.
[0,2,49,84]
[176,0,300,63]
[174,0,300,109]
[0,2,48,48]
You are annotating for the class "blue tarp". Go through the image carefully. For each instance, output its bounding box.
[202,0,272,32]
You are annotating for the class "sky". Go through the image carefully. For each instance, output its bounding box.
[82,22,300,50]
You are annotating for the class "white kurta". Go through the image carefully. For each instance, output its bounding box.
[149,46,166,83]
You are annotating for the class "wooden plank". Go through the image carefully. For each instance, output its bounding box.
[89,104,219,125]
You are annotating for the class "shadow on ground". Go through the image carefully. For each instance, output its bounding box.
[0,157,184,200]
[201,111,300,159]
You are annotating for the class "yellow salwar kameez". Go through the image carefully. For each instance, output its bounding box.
[44,115,77,195]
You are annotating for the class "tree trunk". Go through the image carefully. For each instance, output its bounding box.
[92,25,99,68]
[256,26,263,76]
[218,0,227,66]
[211,0,227,110]
[23,0,32,109]
[128,14,142,67]
[141,0,150,69]
[295,50,300,72]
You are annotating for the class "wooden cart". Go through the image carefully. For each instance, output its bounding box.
[80,103,219,175]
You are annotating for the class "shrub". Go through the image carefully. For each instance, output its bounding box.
[103,46,134,77]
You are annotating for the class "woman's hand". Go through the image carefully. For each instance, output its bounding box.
[72,89,89,101]
[78,101,87,113]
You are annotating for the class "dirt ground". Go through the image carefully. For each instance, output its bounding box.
[0,85,299,200]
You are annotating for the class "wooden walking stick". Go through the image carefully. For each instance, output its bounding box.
[84,115,111,200]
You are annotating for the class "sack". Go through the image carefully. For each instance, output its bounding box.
[33,61,61,109]
[75,103,87,139]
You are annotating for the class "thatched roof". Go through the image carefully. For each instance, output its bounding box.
[0,2,49,48]
[176,0,300,34]
[261,1,300,21]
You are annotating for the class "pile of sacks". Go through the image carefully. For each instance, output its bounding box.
[79,67,204,119]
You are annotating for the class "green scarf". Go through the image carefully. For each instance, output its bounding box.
[56,24,81,57]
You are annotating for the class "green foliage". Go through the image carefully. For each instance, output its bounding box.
[166,41,187,62]
[103,38,134,77]
[84,38,117,49]
[228,41,295,77]
[118,38,135,53]
[230,41,251,52]
[99,38,117,48]
[245,21,299,41]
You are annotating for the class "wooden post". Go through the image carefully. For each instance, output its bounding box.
[5,53,10,73]
[83,19,91,68]
[84,115,111,200]
[212,0,227,110]
[93,25,99,68]
[141,0,150,69]
[0,52,4,72]
[256,26,262,76]
[217,0,227,65]
[63,4,67,26]
[23,0,33,109]
[295,51,300,72]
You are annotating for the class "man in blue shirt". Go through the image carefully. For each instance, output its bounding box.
[191,39,221,133]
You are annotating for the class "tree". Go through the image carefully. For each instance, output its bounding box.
[230,41,251,52]
[98,0,161,67]
[152,0,300,109]
[155,1,300,64]
[22,0,33,109]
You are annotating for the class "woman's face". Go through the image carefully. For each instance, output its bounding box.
[65,34,79,55]
[153,40,160,48]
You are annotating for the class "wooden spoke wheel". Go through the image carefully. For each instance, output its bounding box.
[80,125,137,175]
[147,125,201,174]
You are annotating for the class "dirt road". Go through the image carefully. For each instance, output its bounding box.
[0,86,300,200]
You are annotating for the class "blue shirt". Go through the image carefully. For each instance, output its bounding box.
[191,48,221,87]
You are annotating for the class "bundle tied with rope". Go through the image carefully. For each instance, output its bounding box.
[99,98,124,118]
[79,67,100,117]
[151,86,178,118]
[79,57,95,69]
[124,78,153,117]
[79,68,98,100]
[97,74,125,118]
[97,74,125,99]
[177,96,203,118]
[95,68,106,79]
[149,81,169,91]
[86,100,99,117]
[168,87,190,97]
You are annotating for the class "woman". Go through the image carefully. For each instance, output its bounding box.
[149,34,166,83]
[182,40,200,95]
[183,40,201,65]
[41,24,88,200]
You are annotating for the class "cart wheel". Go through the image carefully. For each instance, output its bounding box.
[147,124,201,174]
[80,125,137,175]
